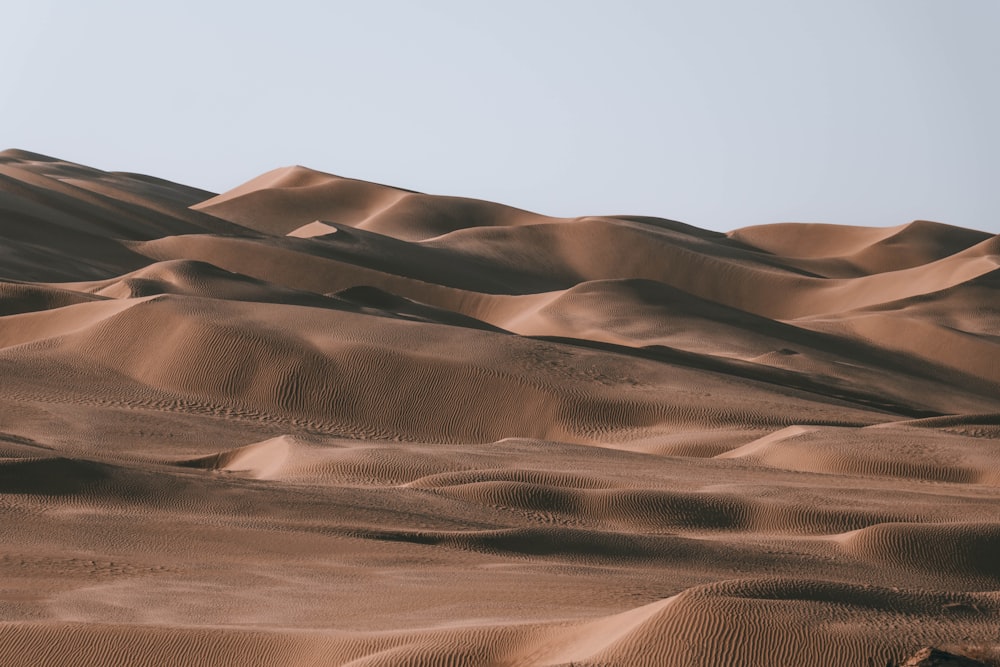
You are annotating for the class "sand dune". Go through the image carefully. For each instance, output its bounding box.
[0,150,998,666]
[192,165,552,241]
[731,220,993,276]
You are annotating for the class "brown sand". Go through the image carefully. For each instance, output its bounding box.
[1,148,998,666]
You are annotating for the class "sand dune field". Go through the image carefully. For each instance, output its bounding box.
[1,148,998,665]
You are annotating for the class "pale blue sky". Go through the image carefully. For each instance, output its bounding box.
[3,1,998,232]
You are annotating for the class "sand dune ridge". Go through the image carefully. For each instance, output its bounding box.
[0,150,997,666]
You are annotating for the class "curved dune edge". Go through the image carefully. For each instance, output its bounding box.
[178,435,297,479]
[717,424,1000,485]
[836,522,1000,582]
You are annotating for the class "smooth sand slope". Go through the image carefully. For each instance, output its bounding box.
[1,149,998,666]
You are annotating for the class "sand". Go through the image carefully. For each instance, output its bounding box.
[0,148,998,666]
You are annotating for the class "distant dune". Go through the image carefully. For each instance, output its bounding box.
[0,149,998,666]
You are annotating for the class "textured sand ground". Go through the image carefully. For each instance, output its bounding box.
[0,148,998,666]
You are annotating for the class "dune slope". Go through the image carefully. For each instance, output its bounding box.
[1,150,998,666]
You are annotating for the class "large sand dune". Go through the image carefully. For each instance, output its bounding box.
[1,149,998,666]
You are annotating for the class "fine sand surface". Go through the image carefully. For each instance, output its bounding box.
[1,148,998,666]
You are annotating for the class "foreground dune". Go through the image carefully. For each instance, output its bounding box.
[0,148,998,666]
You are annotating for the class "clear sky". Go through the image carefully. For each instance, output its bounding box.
[3,1,998,233]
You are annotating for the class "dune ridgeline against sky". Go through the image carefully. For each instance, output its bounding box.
[0,149,999,666]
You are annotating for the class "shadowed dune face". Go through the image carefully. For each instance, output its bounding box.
[0,150,998,666]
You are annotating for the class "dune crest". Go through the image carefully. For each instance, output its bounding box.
[0,150,998,666]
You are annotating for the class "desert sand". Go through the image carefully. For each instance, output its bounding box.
[0,148,998,666]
